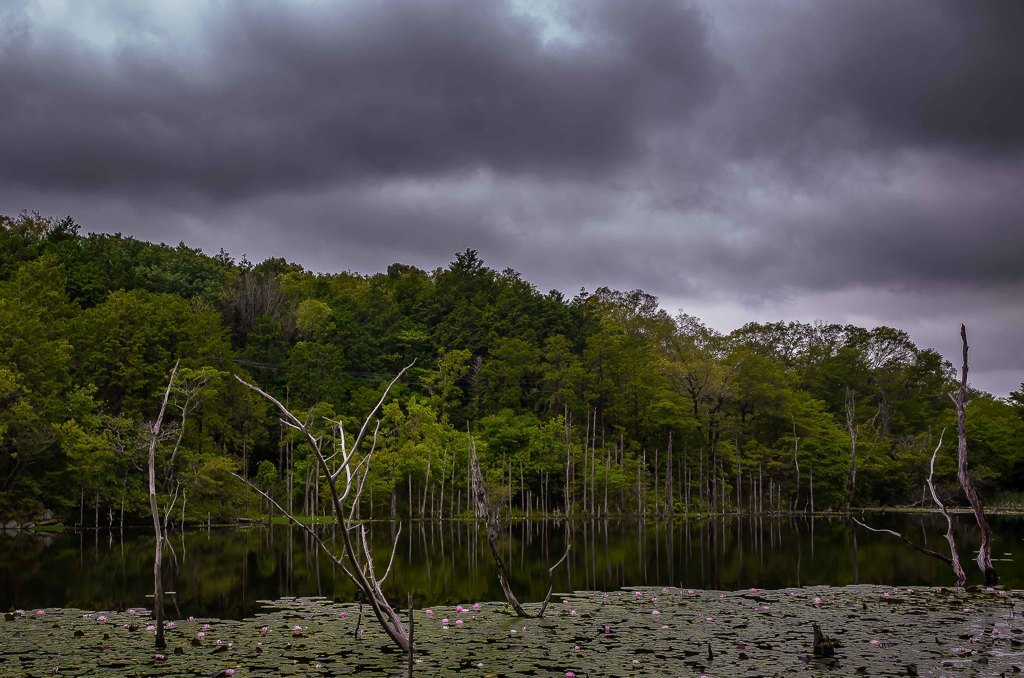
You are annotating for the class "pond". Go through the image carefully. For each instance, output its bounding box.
[2,514,1021,619]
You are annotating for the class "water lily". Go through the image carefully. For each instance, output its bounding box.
[651,610,660,616]
[224,670,235,676]
[153,654,166,660]
[35,609,45,616]
[455,619,464,626]
[456,605,466,613]
[340,611,348,618]
[472,603,481,610]
[813,597,822,607]
[565,672,576,678]
[260,626,268,634]
[687,590,697,596]
[424,609,433,615]
[569,610,577,617]
[197,632,205,639]
[97,615,107,622]
[202,623,212,631]
[442,618,450,625]
[292,625,302,634]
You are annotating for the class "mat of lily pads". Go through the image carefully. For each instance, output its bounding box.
[3,585,1022,676]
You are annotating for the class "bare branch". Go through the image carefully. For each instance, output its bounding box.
[926,429,966,585]
[851,517,952,565]
[536,543,573,618]
[230,473,346,570]
[348,361,415,460]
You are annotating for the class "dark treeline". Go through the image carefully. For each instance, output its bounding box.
[2,211,1023,525]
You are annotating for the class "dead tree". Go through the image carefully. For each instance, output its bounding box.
[148,359,179,649]
[852,429,965,585]
[234,364,414,652]
[952,324,996,584]
[844,386,856,511]
[926,429,966,585]
[469,435,570,618]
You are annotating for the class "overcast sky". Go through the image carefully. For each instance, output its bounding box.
[3,0,1022,396]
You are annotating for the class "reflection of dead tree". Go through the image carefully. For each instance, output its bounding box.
[953,324,996,585]
[469,435,570,618]
[148,359,179,649]
[852,429,966,585]
[234,364,414,653]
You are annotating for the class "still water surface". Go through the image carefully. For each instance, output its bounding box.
[2,514,1021,618]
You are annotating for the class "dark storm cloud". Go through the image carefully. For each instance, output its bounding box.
[728,0,1024,161]
[0,0,720,199]
[3,0,1023,395]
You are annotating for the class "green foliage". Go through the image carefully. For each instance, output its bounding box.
[1,211,1019,523]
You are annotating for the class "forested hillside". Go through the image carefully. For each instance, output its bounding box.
[2,211,1022,524]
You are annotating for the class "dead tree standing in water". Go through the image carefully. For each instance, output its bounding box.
[234,364,416,652]
[148,360,179,649]
[469,435,570,617]
[953,324,996,584]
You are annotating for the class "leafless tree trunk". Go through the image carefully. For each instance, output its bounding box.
[845,386,857,511]
[234,364,416,652]
[953,324,996,584]
[926,429,966,585]
[665,432,673,516]
[148,359,179,649]
[791,416,801,512]
[469,435,569,617]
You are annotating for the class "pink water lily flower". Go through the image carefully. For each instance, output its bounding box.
[340,611,348,618]
[651,610,660,616]
[292,625,302,633]
[569,610,577,617]
[442,618,450,625]
[260,626,268,634]
[424,609,433,615]
[455,619,464,626]
[97,615,107,623]
[35,609,45,616]
[472,603,481,610]
[197,632,205,639]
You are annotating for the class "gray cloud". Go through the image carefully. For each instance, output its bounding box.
[0,0,720,198]
[2,0,1022,395]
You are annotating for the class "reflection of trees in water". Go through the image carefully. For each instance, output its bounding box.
[0,515,1019,617]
